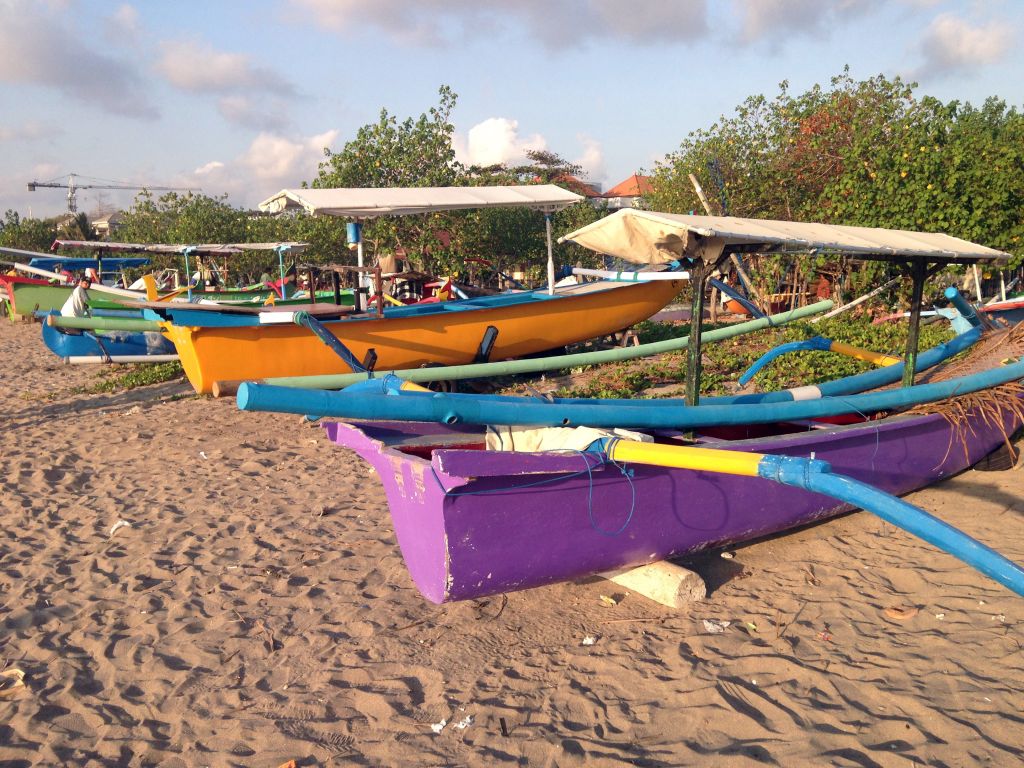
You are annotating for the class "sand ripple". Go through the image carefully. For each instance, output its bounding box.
[1,320,1022,766]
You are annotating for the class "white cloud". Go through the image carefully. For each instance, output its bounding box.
[155,40,297,96]
[109,4,141,39]
[912,12,1014,79]
[182,130,339,207]
[288,0,709,49]
[574,135,605,182]
[0,0,157,118]
[456,118,546,167]
[154,39,300,129]
[217,95,292,132]
[0,121,60,142]
[194,161,225,175]
[454,119,608,182]
[733,0,876,43]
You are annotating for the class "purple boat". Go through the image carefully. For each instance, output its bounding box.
[324,404,1022,604]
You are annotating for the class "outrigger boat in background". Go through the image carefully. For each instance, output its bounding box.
[49,239,337,306]
[2,241,334,322]
[136,185,687,395]
[33,240,349,364]
[238,211,1024,604]
[40,311,178,364]
[1,247,151,320]
[981,295,1024,326]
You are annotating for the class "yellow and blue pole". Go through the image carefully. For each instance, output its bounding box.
[738,336,901,387]
[597,438,1024,598]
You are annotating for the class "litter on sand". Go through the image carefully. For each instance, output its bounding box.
[702,619,731,633]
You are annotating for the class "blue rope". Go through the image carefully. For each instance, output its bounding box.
[595,452,637,537]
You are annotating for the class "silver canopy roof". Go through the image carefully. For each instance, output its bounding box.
[52,240,307,255]
[258,185,584,218]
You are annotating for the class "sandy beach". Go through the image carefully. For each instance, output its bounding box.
[1,317,1023,767]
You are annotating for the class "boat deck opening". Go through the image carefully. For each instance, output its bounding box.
[367,414,874,461]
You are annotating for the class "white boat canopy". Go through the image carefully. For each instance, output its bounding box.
[259,184,583,218]
[261,184,585,295]
[559,209,1011,267]
[53,240,307,255]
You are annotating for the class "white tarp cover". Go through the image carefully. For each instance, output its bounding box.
[53,240,307,254]
[559,209,1010,266]
[258,185,584,218]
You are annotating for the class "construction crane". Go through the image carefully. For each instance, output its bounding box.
[26,172,197,213]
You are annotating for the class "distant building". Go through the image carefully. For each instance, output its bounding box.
[602,174,653,210]
[52,213,78,231]
[548,173,603,199]
[91,211,125,238]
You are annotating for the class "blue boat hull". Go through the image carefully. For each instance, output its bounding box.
[42,315,177,362]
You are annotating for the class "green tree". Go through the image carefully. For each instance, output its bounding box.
[0,210,56,251]
[456,150,605,279]
[312,86,463,270]
[647,69,1024,295]
[59,212,98,241]
[823,96,1024,265]
[648,69,917,222]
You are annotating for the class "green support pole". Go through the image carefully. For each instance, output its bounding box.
[47,315,163,332]
[902,260,927,388]
[685,260,709,407]
[223,300,835,394]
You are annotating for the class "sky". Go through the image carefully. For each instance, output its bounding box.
[1,0,1022,219]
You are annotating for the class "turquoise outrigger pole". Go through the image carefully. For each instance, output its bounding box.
[236,353,1024,429]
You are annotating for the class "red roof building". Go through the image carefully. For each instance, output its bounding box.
[548,173,603,198]
[603,174,653,209]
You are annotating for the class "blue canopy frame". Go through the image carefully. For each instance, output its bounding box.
[29,256,150,272]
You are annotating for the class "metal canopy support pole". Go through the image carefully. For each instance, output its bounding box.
[373,266,384,319]
[276,245,288,301]
[902,259,929,388]
[545,213,555,296]
[183,247,195,301]
[354,220,368,291]
[332,270,341,305]
[685,259,711,407]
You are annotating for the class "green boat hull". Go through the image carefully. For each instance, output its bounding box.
[7,282,103,320]
[9,282,352,319]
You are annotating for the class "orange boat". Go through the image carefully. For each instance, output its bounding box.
[146,278,684,394]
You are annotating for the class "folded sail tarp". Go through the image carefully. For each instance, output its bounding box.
[558,209,1010,268]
